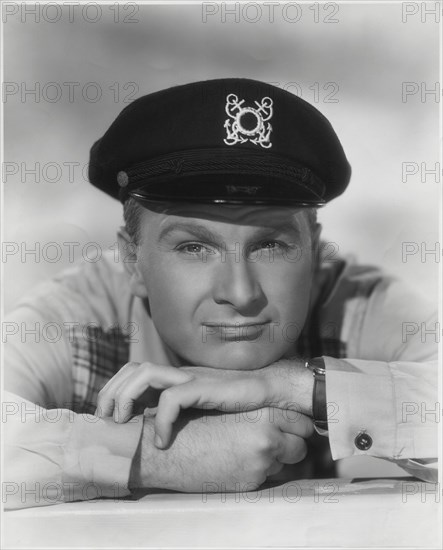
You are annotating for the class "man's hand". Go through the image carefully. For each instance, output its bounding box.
[96,359,314,448]
[130,406,314,493]
[154,361,313,448]
[180,360,314,416]
[95,362,194,422]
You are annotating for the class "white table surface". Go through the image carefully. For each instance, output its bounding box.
[3,478,441,548]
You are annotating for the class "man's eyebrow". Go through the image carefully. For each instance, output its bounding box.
[158,220,301,243]
[158,223,222,243]
[250,221,302,242]
[267,221,301,238]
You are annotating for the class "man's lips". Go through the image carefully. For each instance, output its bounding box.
[202,321,270,327]
[202,322,271,327]
[201,321,271,341]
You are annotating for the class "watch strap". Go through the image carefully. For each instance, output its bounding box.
[306,357,328,432]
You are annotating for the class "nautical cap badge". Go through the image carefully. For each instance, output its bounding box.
[223,93,273,149]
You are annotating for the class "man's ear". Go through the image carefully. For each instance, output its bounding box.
[116,227,149,299]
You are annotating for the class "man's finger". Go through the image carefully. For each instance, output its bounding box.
[96,362,192,420]
[154,381,212,447]
[266,461,284,477]
[276,433,308,464]
[154,380,228,447]
[96,362,141,416]
[155,377,270,442]
[272,408,314,438]
[154,381,307,447]
[112,365,192,423]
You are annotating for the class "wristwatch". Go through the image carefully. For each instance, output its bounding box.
[305,357,328,434]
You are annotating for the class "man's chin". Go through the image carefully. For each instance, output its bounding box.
[185,342,291,371]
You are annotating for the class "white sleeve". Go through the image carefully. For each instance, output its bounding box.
[324,278,438,482]
[3,391,144,510]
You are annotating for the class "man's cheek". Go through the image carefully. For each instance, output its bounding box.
[148,286,196,337]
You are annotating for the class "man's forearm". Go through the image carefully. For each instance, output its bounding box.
[129,415,155,490]
[129,413,200,492]
[129,411,217,492]
[129,403,314,494]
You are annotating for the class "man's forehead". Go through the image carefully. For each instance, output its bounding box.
[146,203,305,226]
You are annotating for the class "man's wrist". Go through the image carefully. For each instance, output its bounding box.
[262,358,314,416]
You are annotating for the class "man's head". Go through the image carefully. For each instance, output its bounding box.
[119,199,320,370]
[88,78,350,368]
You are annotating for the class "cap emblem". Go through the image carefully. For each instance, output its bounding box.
[223,94,273,149]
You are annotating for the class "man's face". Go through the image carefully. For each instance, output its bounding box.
[131,203,317,370]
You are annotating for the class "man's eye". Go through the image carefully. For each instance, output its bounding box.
[260,241,285,250]
[177,243,212,256]
[261,241,277,249]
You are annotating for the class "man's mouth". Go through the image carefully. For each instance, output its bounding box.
[201,321,271,341]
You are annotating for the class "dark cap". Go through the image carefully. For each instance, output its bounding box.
[88,78,351,206]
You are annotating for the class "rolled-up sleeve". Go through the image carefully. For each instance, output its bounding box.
[3,392,144,510]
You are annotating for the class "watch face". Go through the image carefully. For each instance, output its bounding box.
[309,357,326,371]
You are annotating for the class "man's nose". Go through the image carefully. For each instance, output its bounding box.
[212,252,266,313]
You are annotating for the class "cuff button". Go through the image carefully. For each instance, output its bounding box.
[354,432,373,451]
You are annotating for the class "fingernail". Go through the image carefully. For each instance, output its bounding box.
[154,434,163,448]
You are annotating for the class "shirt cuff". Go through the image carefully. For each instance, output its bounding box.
[62,414,144,502]
[324,357,438,462]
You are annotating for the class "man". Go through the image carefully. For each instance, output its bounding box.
[4,78,437,510]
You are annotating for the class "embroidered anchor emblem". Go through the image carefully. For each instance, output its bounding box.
[223,94,273,149]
